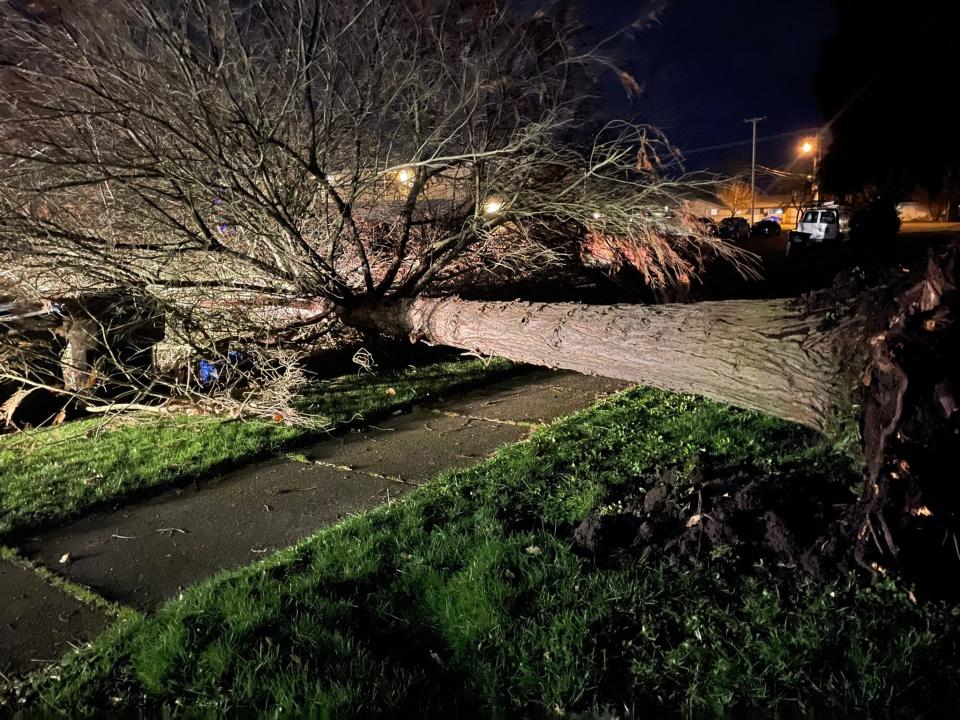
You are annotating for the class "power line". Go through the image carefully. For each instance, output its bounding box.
[757,164,807,178]
[682,127,818,156]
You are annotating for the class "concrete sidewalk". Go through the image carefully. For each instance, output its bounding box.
[0,557,112,680]
[3,369,627,680]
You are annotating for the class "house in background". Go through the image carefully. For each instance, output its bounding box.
[897,201,931,222]
[682,187,806,228]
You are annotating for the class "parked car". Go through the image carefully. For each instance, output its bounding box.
[717,216,750,241]
[751,219,782,237]
[785,204,852,259]
[694,217,721,237]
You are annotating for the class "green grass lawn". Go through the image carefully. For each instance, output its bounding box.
[15,387,960,717]
[0,357,516,539]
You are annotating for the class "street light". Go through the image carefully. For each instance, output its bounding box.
[799,136,820,201]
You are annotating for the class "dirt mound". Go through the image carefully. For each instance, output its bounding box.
[573,459,858,576]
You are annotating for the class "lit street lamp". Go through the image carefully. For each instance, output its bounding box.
[799,136,820,201]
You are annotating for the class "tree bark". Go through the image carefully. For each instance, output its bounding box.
[348,296,855,432]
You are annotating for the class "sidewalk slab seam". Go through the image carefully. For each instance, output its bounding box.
[0,546,138,623]
[0,556,115,680]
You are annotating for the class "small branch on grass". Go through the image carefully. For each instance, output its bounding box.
[85,403,171,415]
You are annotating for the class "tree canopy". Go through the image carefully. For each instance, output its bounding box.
[0,0,727,415]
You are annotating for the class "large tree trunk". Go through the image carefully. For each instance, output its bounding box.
[349,297,856,432]
[345,241,960,597]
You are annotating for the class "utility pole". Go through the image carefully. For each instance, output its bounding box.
[744,116,765,225]
[812,131,821,202]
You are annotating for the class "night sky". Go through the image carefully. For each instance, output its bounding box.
[581,0,837,181]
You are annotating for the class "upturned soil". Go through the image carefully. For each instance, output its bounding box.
[572,457,859,578]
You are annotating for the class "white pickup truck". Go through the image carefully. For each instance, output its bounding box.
[786,204,852,258]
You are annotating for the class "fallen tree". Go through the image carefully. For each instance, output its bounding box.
[0,0,957,592]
